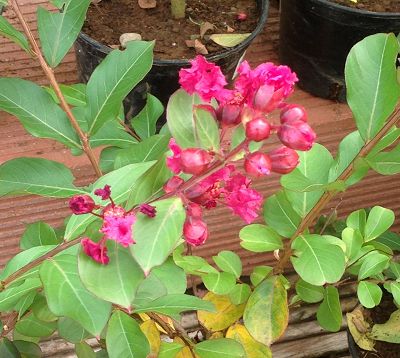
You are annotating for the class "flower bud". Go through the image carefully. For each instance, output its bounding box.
[186,202,203,219]
[69,195,96,215]
[139,203,157,218]
[253,84,274,112]
[180,148,212,175]
[163,176,185,193]
[269,146,299,174]
[81,238,109,265]
[244,152,272,177]
[240,105,259,125]
[94,184,111,200]
[183,217,208,246]
[278,119,316,151]
[216,103,242,126]
[236,12,247,21]
[245,117,271,142]
[280,105,307,124]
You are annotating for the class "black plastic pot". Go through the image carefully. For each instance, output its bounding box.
[347,329,361,358]
[75,0,269,119]
[279,0,400,102]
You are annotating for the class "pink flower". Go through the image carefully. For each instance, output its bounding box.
[94,185,111,200]
[139,203,157,218]
[224,173,263,223]
[183,217,209,246]
[280,105,307,124]
[69,195,96,215]
[244,152,272,177]
[101,205,136,247]
[278,119,316,151]
[163,176,185,193]
[179,148,212,175]
[81,238,109,265]
[166,138,182,174]
[179,56,228,102]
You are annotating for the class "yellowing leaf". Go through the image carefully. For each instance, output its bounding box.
[140,320,161,356]
[209,33,251,47]
[226,323,272,358]
[346,308,375,351]
[174,338,199,358]
[139,313,174,334]
[198,292,245,331]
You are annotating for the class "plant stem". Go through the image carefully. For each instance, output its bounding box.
[0,237,81,290]
[273,103,400,274]
[9,0,102,178]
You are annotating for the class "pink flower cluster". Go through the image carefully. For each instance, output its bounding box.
[68,186,156,265]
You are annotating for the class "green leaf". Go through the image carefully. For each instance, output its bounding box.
[316,286,342,332]
[65,161,155,240]
[358,252,390,280]
[368,126,400,156]
[346,209,367,236]
[357,281,382,308]
[376,231,400,251]
[131,93,164,139]
[345,33,400,141]
[20,222,60,250]
[250,266,272,287]
[167,89,204,148]
[114,134,169,168]
[134,294,215,317]
[364,206,395,242]
[15,314,56,338]
[209,33,251,47]
[391,282,400,305]
[195,338,245,358]
[75,342,96,358]
[84,41,154,135]
[213,251,242,278]
[243,276,288,346]
[131,198,185,274]
[45,83,87,107]
[202,272,236,295]
[229,284,251,305]
[99,147,121,173]
[239,224,283,253]
[58,317,91,343]
[15,291,37,319]
[79,242,144,308]
[40,255,111,335]
[13,340,41,358]
[173,249,218,275]
[291,234,346,286]
[263,191,301,237]
[367,145,400,175]
[90,120,138,149]
[0,158,85,198]
[0,338,21,358]
[0,78,80,148]
[106,310,150,358]
[0,279,42,312]
[369,309,400,343]
[295,279,324,303]
[341,227,363,261]
[37,0,91,67]
[193,105,220,151]
[0,15,30,53]
[158,342,184,358]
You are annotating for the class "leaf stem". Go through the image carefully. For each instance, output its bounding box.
[273,103,400,274]
[9,0,102,178]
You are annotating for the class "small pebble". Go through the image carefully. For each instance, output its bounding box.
[119,33,142,47]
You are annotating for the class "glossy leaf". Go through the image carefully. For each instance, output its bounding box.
[15,314,56,337]
[131,198,185,273]
[291,234,346,286]
[295,279,324,303]
[357,281,382,308]
[84,41,154,135]
[40,255,111,335]
[78,242,145,308]
[0,16,30,53]
[37,0,91,67]
[198,292,245,331]
[263,190,301,237]
[212,251,242,278]
[345,33,400,141]
[193,105,220,151]
[229,284,251,305]
[45,83,87,107]
[364,206,395,242]
[131,93,164,139]
[106,310,150,358]
[0,279,42,312]
[239,224,283,252]
[0,78,80,148]
[202,272,236,295]
[194,338,245,358]
[250,266,272,287]
[57,317,91,343]
[226,324,272,358]
[342,227,363,261]
[20,221,60,250]
[358,252,390,280]
[316,286,342,332]
[346,209,367,236]
[243,276,288,346]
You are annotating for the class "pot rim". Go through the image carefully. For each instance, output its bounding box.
[77,0,269,65]
[309,0,400,17]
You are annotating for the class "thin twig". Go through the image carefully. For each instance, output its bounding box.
[118,119,142,142]
[9,0,102,178]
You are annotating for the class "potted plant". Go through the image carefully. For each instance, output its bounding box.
[279,0,400,101]
[1,0,400,356]
[75,0,270,118]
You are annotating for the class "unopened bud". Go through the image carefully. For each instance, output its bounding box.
[245,117,271,142]
[180,148,212,175]
[186,202,203,218]
[183,217,208,246]
[163,176,185,193]
[69,195,96,215]
[269,146,299,174]
[254,85,285,113]
[139,203,157,218]
[244,152,272,177]
[216,103,242,126]
[280,105,307,124]
[278,119,316,151]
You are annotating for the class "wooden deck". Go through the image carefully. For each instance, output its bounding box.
[0,0,399,356]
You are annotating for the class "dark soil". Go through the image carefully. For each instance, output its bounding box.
[83,0,258,60]
[330,0,400,13]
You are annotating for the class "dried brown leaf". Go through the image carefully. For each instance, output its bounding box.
[194,39,208,55]
[200,21,215,38]
[185,40,195,48]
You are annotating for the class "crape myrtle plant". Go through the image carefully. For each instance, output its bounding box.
[0,1,400,358]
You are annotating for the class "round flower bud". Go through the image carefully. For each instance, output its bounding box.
[69,195,96,215]
[216,103,242,126]
[269,146,299,174]
[244,152,272,177]
[280,105,308,124]
[183,217,208,247]
[278,119,316,151]
[245,117,271,142]
[180,148,212,175]
[163,176,185,193]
